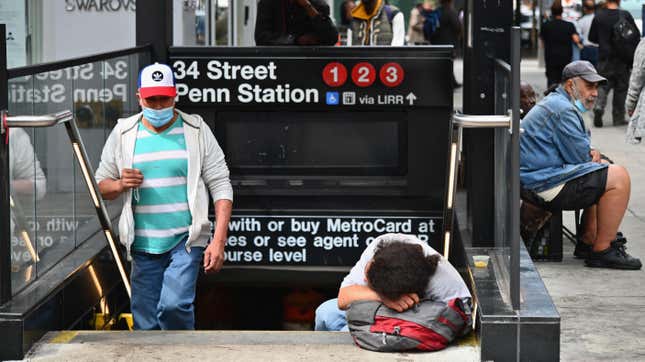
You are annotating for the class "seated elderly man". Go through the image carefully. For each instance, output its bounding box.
[520,60,641,270]
[314,233,472,331]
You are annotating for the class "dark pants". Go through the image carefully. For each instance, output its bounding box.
[521,168,608,212]
[546,63,567,88]
[594,59,630,125]
[580,46,598,67]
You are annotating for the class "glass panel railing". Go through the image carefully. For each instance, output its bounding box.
[491,29,521,310]
[74,60,107,247]
[454,28,521,310]
[8,117,39,291]
[32,69,77,282]
[6,49,150,295]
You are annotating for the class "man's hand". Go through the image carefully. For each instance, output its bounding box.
[381,293,420,312]
[120,168,143,191]
[203,239,225,273]
[590,149,601,163]
[628,109,634,117]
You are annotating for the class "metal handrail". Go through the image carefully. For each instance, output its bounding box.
[453,112,512,128]
[2,110,73,130]
[494,58,512,74]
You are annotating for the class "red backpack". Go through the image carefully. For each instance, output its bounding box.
[346,298,471,352]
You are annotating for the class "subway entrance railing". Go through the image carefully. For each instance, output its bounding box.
[1,110,131,298]
[0,23,151,357]
[453,28,560,361]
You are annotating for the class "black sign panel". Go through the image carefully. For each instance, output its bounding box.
[169,47,453,109]
[223,214,442,266]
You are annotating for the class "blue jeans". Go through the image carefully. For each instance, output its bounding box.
[314,298,349,331]
[131,240,203,330]
[580,46,599,67]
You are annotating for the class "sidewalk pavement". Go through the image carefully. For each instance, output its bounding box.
[540,126,645,362]
[510,59,645,361]
[24,330,480,361]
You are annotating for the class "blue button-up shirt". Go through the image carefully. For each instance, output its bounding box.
[520,86,607,192]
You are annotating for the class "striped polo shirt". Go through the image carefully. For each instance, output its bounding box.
[132,116,192,254]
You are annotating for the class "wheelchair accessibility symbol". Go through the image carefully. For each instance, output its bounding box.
[326,92,339,105]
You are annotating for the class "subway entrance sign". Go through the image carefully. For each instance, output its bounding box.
[169,47,454,270]
[170,48,453,108]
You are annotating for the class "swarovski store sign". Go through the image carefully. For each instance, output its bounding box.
[64,0,136,12]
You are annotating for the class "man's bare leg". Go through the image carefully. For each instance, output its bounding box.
[592,165,630,252]
[581,205,597,245]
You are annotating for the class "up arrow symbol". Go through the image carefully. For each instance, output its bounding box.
[406,92,417,105]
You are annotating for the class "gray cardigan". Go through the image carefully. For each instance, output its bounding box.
[95,109,233,259]
[626,38,645,144]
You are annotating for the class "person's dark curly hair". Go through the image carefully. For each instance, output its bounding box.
[366,241,441,301]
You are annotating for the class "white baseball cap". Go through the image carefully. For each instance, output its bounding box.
[138,62,177,98]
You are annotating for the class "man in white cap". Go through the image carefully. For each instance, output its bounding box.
[520,60,641,270]
[95,63,233,329]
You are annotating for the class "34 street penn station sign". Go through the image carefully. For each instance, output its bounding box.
[170,55,451,108]
[65,0,136,12]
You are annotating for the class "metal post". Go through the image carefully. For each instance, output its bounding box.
[463,0,513,246]
[510,27,521,311]
[136,0,173,63]
[0,25,11,304]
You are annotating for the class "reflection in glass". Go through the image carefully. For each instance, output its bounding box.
[214,0,229,45]
[32,70,76,282]
[9,127,46,291]
[6,51,146,295]
[175,0,230,46]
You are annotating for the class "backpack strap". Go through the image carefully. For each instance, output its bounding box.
[443,298,471,335]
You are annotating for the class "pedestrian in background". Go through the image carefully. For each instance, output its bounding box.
[430,0,462,88]
[407,0,435,45]
[541,1,583,88]
[588,0,640,127]
[520,81,538,119]
[625,38,645,144]
[577,0,599,67]
[255,0,339,45]
[349,0,405,46]
[339,0,356,28]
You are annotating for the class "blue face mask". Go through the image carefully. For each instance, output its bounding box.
[142,106,174,128]
[571,80,589,113]
[574,99,588,113]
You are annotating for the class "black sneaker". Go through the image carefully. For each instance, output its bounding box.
[574,232,627,259]
[585,240,642,270]
[574,241,592,259]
